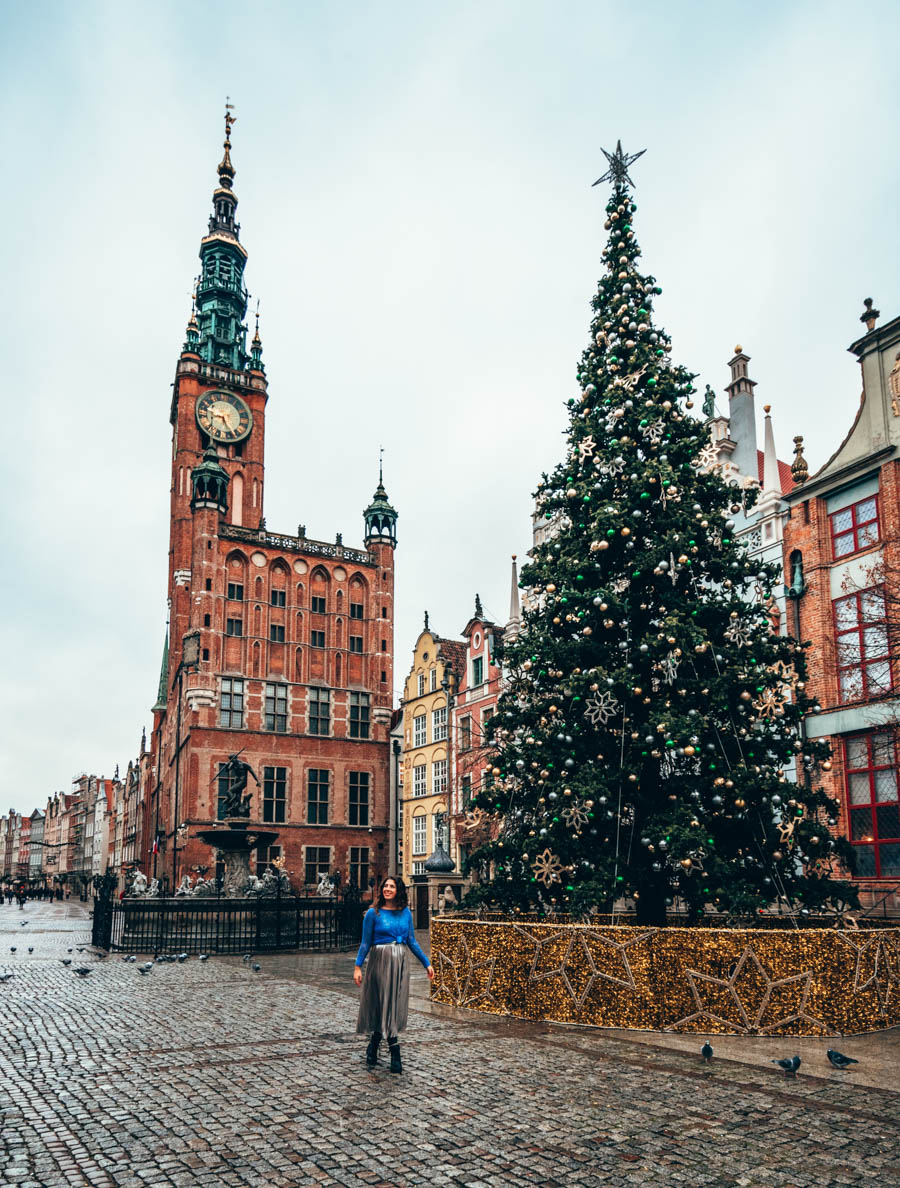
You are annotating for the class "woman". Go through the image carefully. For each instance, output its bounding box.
[354,876,434,1073]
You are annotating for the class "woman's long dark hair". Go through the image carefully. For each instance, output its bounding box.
[374,875,408,913]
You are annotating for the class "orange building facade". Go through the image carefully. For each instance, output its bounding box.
[783,302,900,911]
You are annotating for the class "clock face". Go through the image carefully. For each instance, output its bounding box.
[196,390,253,443]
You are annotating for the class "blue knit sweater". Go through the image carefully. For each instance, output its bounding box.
[355,906,430,969]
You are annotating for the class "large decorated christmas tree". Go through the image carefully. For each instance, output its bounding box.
[467,143,856,926]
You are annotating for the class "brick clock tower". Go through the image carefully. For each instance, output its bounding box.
[149,110,398,895]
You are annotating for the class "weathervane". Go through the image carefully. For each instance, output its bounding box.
[224,97,236,141]
[592,140,646,189]
[379,444,384,484]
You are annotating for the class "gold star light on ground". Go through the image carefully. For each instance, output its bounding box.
[512,924,655,1012]
[432,932,498,1009]
[669,944,831,1035]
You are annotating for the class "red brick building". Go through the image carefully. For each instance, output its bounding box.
[783,301,900,910]
[148,115,398,894]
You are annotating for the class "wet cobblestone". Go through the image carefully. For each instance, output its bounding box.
[0,901,897,1186]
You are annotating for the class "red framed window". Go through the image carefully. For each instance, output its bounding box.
[833,587,891,702]
[830,495,879,559]
[844,733,900,878]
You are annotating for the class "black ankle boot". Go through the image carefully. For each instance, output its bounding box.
[388,1040,402,1074]
[365,1032,381,1066]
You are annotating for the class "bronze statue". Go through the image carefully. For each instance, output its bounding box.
[702,385,716,420]
[220,753,260,819]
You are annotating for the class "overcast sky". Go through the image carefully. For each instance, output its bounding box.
[1,1,898,815]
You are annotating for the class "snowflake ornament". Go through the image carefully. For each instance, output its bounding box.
[561,799,591,835]
[640,419,665,445]
[532,848,563,888]
[584,691,619,726]
[660,651,680,685]
[578,435,597,463]
[724,619,753,648]
[693,443,722,472]
[752,687,785,720]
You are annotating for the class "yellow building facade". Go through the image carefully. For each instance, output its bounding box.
[398,627,464,885]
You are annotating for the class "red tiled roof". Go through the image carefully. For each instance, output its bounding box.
[756,449,795,495]
[436,638,467,678]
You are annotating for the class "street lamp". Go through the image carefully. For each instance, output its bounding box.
[171,629,201,894]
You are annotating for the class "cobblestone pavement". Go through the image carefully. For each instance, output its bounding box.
[0,901,897,1187]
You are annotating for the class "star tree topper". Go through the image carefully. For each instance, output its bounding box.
[592,140,647,189]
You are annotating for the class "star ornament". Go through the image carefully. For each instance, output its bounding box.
[592,140,647,189]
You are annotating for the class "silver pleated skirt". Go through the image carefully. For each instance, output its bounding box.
[356,942,410,1037]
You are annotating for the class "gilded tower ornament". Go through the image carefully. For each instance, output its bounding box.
[889,352,900,417]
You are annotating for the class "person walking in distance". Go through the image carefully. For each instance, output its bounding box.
[354,876,433,1073]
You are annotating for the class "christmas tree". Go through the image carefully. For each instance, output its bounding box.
[467,143,857,926]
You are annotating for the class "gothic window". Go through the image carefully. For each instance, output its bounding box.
[349,847,369,890]
[349,692,370,739]
[227,582,243,601]
[219,679,244,728]
[304,846,331,885]
[350,602,364,620]
[349,772,369,826]
[262,767,287,824]
[307,770,329,825]
[312,596,326,614]
[844,733,900,878]
[308,687,331,736]
[264,683,288,732]
[271,589,286,607]
[432,758,447,793]
[412,814,427,855]
[830,496,880,559]
[833,588,891,702]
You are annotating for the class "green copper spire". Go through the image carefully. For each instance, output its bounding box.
[195,103,250,371]
[152,632,169,713]
[363,455,398,546]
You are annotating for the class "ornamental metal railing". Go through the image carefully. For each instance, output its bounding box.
[92,891,366,954]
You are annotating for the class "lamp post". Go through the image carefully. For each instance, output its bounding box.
[390,737,401,877]
[171,629,201,894]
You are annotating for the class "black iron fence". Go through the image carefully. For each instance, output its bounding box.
[92,892,366,954]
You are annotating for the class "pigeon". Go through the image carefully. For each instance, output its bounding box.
[9,947,15,953]
[73,967,92,977]
[155,956,166,964]
[0,972,12,982]
[772,1055,801,1077]
[252,963,261,972]
[67,948,73,954]
[198,954,209,962]
[827,1049,859,1070]
[27,947,33,953]
[177,953,188,963]
[20,921,27,927]
[61,959,72,966]
[76,947,85,952]
[126,955,137,964]
[701,1042,713,1063]
[138,962,153,975]
[242,953,252,963]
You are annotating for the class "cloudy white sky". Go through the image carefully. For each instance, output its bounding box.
[1,1,898,814]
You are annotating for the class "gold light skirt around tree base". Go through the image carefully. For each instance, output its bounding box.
[429,917,900,1035]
